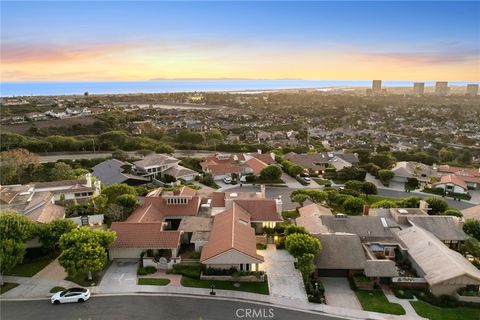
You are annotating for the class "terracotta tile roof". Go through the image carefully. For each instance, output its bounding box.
[244,158,268,175]
[433,174,468,190]
[206,163,243,175]
[127,196,201,222]
[200,203,264,263]
[110,222,181,249]
[462,205,480,221]
[438,165,480,177]
[251,153,275,164]
[233,199,282,222]
[211,192,226,207]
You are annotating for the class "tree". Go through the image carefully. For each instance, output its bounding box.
[0,148,40,184]
[200,173,215,187]
[50,162,75,181]
[377,169,394,186]
[115,194,139,215]
[404,178,419,192]
[463,220,480,241]
[343,197,366,215]
[360,182,377,199]
[464,237,480,258]
[344,180,363,191]
[306,190,327,203]
[288,164,304,177]
[59,228,116,280]
[205,129,224,144]
[39,219,77,252]
[297,253,316,284]
[102,184,137,204]
[155,144,175,154]
[292,194,309,207]
[0,211,37,242]
[336,167,366,181]
[397,196,420,208]
[284,225,308,236]
[0,239,26,285]
[425,197,448,215]
[370,154,395,169]
[176,130,204,145]
[285,233,321,258]
[112,149,129,161]
[259,164,282,181]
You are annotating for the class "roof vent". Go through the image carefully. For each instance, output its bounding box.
[230,193,238,198]
[398,209,408,214]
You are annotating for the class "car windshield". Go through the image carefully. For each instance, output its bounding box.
[60,288,86,296]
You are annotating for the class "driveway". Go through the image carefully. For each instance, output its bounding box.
[96,259,138,293]
[321,277,362,310]
[259,245,307,301]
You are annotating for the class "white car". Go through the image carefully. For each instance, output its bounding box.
[51,287,91,304]
[223,176,232,184]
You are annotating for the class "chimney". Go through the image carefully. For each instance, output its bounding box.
[260,184,266,198]
[85,173,93,188]
[419,200,429,212]
[363,205,370,216]
[94,180,101,197]
[270,152,276,161]
[276,195,283,214]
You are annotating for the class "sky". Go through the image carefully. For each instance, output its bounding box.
[1,1,479,82]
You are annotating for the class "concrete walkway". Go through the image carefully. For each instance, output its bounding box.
[32,258,67,282]
[381,285,425,319]
[1,275,77,299]
[259,245,307,301]
[321,277,362,310]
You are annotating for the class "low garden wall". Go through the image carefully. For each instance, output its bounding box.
[200,273,265,282]
[67,214,104,226]
[454,292,480,303]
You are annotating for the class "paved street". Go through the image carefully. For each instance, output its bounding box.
[0,295,340,320]
[259,246,307,301]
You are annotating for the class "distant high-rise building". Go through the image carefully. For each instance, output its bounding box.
[466,84,479,96]
[435,81,449,96]
[372,80,382,92]
[413,82,425,96]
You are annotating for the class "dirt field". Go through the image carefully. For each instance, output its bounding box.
[2,116,98,134]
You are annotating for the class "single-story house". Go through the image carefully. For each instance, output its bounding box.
[432,174,469,194]
[391,161,437,184]
[395,225,480,296]
[462,205,480,221]
[92,159,150,186]
[296,204,333,234]
[200,203,264,271]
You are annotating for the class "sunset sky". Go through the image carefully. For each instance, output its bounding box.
[1,1,479,82]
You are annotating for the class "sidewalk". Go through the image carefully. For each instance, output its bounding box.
[1,275,77,299]
[381,285,425,320]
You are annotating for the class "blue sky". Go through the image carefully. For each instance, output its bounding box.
[2,1,479,81]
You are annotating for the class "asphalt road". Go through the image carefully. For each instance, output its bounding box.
[0,295,339,320]
[225,185,477,210]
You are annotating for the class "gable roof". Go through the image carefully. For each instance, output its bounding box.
[296,204,333,234]
[244,157,268,175]
[250,153,275,165]
[407,216,467,241]
[462,205,480,221]
[364,260,399,278]
[92,159,150,185]
[127,195,200,222]
[133,153,179,168]
[163,165,198,179]
[319,215,395,242]
[110,222,181,249]
[433,174,468,190]
[233,199,282,222]
[200,203,264,263]
[314,233,366,270]
[395,226,480,286]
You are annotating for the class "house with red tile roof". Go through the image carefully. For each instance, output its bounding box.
[200,203,264,271]
[433,174,469,194]
[437,165,480,190]
[200,152,275,180]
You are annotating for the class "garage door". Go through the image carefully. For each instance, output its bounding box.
[317,269,349,277]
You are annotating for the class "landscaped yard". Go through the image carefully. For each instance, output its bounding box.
[4,256,55,277]
[66,273,101,287]
[312,178,331,185]
[355,290,406,315]
[1,283,19,294]
[410,300,480,320]
[138,278,171,286]
[181,276,269,295]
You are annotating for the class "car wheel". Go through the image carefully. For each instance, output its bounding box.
[53,300,60,305]
[78,298,84,303]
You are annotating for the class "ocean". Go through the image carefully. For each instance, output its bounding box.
[0,80,477,97]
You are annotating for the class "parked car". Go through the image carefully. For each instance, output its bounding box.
[297,173,311,185]
[51,288,91,304]
[223,176,232,184]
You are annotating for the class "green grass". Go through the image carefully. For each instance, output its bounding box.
[1,283,19,294]
[138,278,171,286]
[312,178,332,185]
[410,300,480,320]
[49,286,66,293]
[66,273,100,287]
[355,290,406,315]
[181,276,269,295]
[4,257,55,277]
[360,195,399,205]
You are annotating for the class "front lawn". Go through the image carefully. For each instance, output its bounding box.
[4,256,55,277]
[410,300,480,320]
[355,290,405,315]
[138,278,171,286]
[1,283,19,294]
[180,276,269,295]
[66,273,101,287]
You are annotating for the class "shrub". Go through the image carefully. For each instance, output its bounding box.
[190,251,200,259]
[171,263,201,279]
[145,266,157,274]
[256,243,267,250]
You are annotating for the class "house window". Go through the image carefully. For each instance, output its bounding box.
[239,264,250,271]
